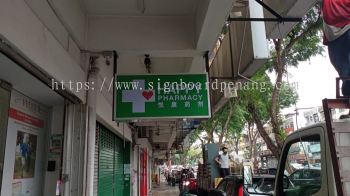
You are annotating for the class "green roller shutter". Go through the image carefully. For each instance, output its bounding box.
[123,142,131,196]
[98,127,114,196]
[114,138,124,196]
[97,124,130,196]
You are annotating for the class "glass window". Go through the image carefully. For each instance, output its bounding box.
[283,135,322,196]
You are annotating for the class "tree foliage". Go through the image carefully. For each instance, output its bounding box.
[189,5,323,159]
[243,5,323,158]
[238,68,299,157]
[183,147,202,166]
[191,97,246,147]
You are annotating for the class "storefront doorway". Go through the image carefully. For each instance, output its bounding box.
[1,90,50,196]
[0,52,66,196]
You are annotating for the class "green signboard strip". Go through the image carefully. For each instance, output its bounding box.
[114,74,211,120]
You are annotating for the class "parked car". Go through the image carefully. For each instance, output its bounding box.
[288,168,321,187]
[168,169,181,185]
[311,163,321,168]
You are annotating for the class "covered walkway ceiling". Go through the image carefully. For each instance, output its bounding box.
[69,0,318,157]
[82,0,234,74]
[79,0,234,155]
[82,0,198,16]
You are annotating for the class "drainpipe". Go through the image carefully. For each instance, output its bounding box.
[85,56,99,196]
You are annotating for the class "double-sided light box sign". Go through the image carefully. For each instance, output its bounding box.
[114,73,211,120]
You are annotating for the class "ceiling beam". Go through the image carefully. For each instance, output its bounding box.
[117,49,205,58]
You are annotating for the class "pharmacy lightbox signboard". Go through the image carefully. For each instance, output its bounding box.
[114,74,211,120]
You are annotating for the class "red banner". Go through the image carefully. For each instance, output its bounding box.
[8,108,44,128]
[144,149,148,196]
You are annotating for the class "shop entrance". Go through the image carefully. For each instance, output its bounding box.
[1,90,50,196]
[0,52,66,196]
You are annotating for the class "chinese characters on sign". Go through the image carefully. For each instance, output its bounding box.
[114,74,211,120]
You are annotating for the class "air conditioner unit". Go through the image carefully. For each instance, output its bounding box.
[224,87,237,98]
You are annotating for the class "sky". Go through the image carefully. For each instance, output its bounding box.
[270,47,339,114]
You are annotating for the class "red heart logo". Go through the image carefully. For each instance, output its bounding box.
[142,91,153,100]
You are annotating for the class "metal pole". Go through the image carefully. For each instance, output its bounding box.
[228,23,235,79]
[204,51,210,73]
[85,56,99,196]
[228,17,302,22]
[112,51,118,121]
[322,99,343,196]
[204,52,213,118]
[254,0,282,20]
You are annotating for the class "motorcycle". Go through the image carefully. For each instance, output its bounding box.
[179,172,197,196]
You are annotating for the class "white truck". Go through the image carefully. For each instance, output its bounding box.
[244,98,350,196]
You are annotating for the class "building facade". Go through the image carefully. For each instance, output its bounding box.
[0,0,319,195]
